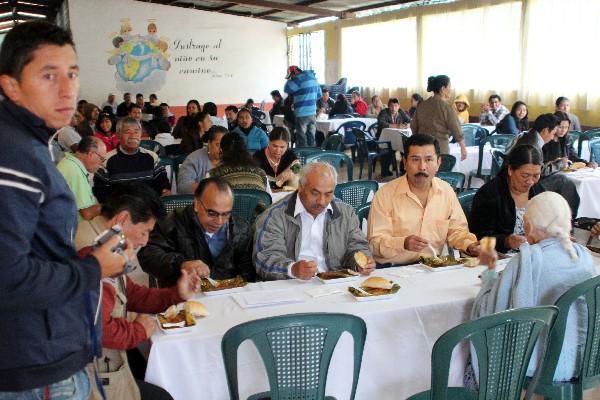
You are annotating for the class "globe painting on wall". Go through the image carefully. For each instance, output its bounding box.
[108,18,171,93]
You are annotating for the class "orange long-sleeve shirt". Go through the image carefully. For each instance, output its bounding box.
[367,176,476,265]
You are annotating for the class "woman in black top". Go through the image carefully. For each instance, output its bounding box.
[253,127,300,189]
[542,111,597,168]
[496,101,529,135]
[329,94,354,118]
[470,145,545,253]
[179,111,213,154]
[173,99,201,139]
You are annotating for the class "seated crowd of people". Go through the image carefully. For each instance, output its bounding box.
[3,21,599,400]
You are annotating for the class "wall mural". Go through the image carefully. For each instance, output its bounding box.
[107,18,171,93]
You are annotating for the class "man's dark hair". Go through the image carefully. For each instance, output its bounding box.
[136,93,144,99]
[129,103,142,111]
[321,87,329,94]
[194,177,232,200]
[388,97,400,105]
[124,92,131,98]
[205,125,228,142]
[507,144,542,170]
[159,102,169,108]
[533,113,559,133]
[0,21,75,80]
[149,93,157,100]
[225,105,238,113]
[101,184,165,223]
[220,131,255,167]
[404,134,441,158]
[489,94,502,102]
[203,101,218,117]
[76,135,99,153]
[78,99,88,107]
[555,96,569,107]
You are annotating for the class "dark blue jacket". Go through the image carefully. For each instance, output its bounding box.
[0,99,101,391]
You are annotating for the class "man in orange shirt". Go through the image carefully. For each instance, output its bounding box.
[368,134,480,265]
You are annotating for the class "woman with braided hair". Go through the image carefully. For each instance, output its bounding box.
[471,191,596,383]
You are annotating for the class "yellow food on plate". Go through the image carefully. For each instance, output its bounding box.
[570,162,587,170]
[184,300,209,317]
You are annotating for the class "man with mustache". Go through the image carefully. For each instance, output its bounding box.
[368,134,480,265]
[93,117,171,202]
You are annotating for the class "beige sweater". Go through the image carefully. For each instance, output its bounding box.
[410,95,463,154]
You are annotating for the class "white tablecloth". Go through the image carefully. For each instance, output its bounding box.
[573,139,591,162]
[146,264,492,400]
[449,143,492,188]
[379,127,411,151]
[469,123,496,134]
[318,117,377,133]
[564,168,600,218]
[273,114,285,128]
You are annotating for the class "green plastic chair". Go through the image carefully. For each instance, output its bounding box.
[356,203,370,230]
[461,124,488,147]
[436,172,465,193]
[305,151,354,182]
[232,188,272,224]
[334,180,378,212]
[161,194,194,214]
[140,139,164,156]
[589,138,600,163]
[408,306,558,400]
[490,149,506,178]
[526,275,600,400]
[221,313,367,400]
[352,128,398,180]
[568,131,582,158]
[294,147,323,165]
[457,189,476,220]
[160,153,187,183]
[321,134,344,152]
[439,154,457,172]
[467,134,513,189]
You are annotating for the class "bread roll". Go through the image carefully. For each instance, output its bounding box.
[361,276,392,290]
[571,162,586,170]
[480,237,496,252]
[354,251,368,268]
[163,305,178,320]
[184,300,209,317]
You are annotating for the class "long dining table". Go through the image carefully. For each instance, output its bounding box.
[145,261,509,400]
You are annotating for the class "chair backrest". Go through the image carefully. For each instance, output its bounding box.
[232,188,272,224]
[490,150,506,177]
[140,139,164,156]
[439,154,457,172]
[356,203,370,230]
[334,180,378,212]
[568,131,583,157]
[335,121,367,146]
[583,128,600,141]
[221,313,367,400]
[487,134,514,152]
[305,151,354,182]
[461,124,488,147]
[436,172,465,192]
[367,122,378,138]
[456,189,476,220]
[294,147,323,165]
[164,143,182,156]
[428,306,557,400]
[589,138,600,163]
[320,134,344,152]
[161,194,194,214]
[535,275,600,392]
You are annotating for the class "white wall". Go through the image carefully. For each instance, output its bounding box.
[68,0,287,106]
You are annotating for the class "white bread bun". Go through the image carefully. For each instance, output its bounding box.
[184,300,209,317]
[163,305,178,320]
[571,162,586,170]
[354,251,368,268]
[361,276,392,290]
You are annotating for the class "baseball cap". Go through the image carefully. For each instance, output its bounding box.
[286,65,301,79]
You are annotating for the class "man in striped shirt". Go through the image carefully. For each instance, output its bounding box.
[284,65,322,147]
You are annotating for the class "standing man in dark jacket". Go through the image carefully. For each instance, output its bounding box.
[0,21,127,398]
[138,177,255,287]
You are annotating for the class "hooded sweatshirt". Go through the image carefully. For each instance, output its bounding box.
[454,94,470,124]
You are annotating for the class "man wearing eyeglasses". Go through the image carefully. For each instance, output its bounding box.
[138,177,256,287]
[57,135,106,221]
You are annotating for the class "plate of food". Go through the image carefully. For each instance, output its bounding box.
[200,276,247,296]
[348,277,400,302]
[562,162,587,172]
[317,269,360,284]
[419,255,479,272]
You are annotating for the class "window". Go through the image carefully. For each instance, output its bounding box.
[288,30,325,83]
[421,2,522,94]
[341,18,417,88]
[522,0,600,109]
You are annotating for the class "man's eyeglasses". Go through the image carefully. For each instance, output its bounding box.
[198,199,232,219]
[92,151,106,162]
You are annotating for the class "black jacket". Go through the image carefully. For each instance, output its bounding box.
[0,100,101,390]
[138,205,255,287]
[542,135,586,164]
[469,169,545,253]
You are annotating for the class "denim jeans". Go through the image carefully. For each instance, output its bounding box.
[0,369,90,400]
[295,115,316,147]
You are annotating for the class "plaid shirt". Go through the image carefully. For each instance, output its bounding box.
[480,104,509,126]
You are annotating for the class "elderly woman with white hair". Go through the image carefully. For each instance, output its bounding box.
[471,191,596,382]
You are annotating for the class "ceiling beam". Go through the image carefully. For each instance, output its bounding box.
[345,0,418,13]
[254,0,327,17]
[210,0,343,17]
